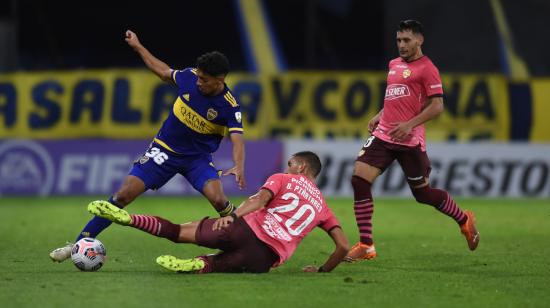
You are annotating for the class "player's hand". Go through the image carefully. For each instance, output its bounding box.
[388,121,413,141]
[223,165,246,190]
[125,30,141,49]
[368,116,380,133]
[212,216,234,231]
[302,265,320,273]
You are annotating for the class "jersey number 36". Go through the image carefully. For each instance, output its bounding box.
[145,147,169,165]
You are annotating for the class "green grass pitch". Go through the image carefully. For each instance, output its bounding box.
[1,197,549,307]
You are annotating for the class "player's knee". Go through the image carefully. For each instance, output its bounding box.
[113,191,136,206]
[411,185,431,204]
[351,175,370,190]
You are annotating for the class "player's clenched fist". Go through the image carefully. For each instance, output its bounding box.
[125,30,141,49]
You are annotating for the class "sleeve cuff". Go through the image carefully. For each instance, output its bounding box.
[228,128,244,134]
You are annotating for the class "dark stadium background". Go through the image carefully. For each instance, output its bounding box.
[1,0,548,75]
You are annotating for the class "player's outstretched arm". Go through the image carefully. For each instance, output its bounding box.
[303,227,349,273]
[125,30,172,82]
[223,133,246,190]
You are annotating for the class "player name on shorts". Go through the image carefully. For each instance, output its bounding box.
[385,84,410,100]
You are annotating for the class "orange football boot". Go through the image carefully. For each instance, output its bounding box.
[460,210,480,251]
[344,242,377,262]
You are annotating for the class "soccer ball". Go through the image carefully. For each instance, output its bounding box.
[71,238,106,271]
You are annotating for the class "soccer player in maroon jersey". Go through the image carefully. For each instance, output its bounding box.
[345,20,479,262]
[88,151,349,273]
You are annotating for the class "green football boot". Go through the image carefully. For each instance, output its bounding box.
[87,200,131,226]
[156,255,205,273]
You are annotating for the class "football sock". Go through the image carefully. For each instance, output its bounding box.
[412,186,467,225]
[129,214,180,242]
[351,175,374,245]
[76,196,122,241]
[197,256,213,274]
[217,201,235,217]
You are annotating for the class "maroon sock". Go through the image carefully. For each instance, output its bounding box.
[351,175,374,245]
[197,255,213,274]
[412,186,467,225]
[130,214,181,242]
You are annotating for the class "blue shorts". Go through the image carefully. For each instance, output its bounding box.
[129,142,221,193]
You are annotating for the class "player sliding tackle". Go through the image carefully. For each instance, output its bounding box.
[88,152,349,273]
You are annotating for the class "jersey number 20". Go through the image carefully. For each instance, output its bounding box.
[268,192,316,236]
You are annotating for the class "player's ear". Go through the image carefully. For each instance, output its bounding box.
[299,162,307,174]
[417,33,424,45]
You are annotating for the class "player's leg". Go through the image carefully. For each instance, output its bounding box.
[87,199,198,243]
[398,147,479,251]
[202,179,235,216]
[157,218,277,274]
[351,161,380,246]
[346,136,394,262]
[50,143,176,262]
[49,175,146,262]
[184,156,235,216]
[75,175,145,241]
[77,142,181,241]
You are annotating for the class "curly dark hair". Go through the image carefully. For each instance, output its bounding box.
[196,51,230,77]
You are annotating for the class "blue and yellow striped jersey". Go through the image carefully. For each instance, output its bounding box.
[154,68,243,155]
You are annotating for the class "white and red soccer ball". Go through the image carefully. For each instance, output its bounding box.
[71,238,106,271]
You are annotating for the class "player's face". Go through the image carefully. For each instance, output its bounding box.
[396,30,423,61]
[285,157,305,175]
[196,69,225,96]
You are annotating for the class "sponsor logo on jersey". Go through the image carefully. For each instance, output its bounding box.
[173,98,226,136]
[388,70,396,75]
[385,84,411,100]
[207,108,218,121]
[402,69,411,78]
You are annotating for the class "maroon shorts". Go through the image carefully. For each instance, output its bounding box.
[356,136,431,185]
[195,217,279,273]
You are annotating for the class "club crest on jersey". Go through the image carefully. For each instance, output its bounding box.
[402,69,411,78]
[207,108,218,121]
[139,155,149,164]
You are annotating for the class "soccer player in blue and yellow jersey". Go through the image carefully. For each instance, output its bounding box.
[49,30,246,262]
